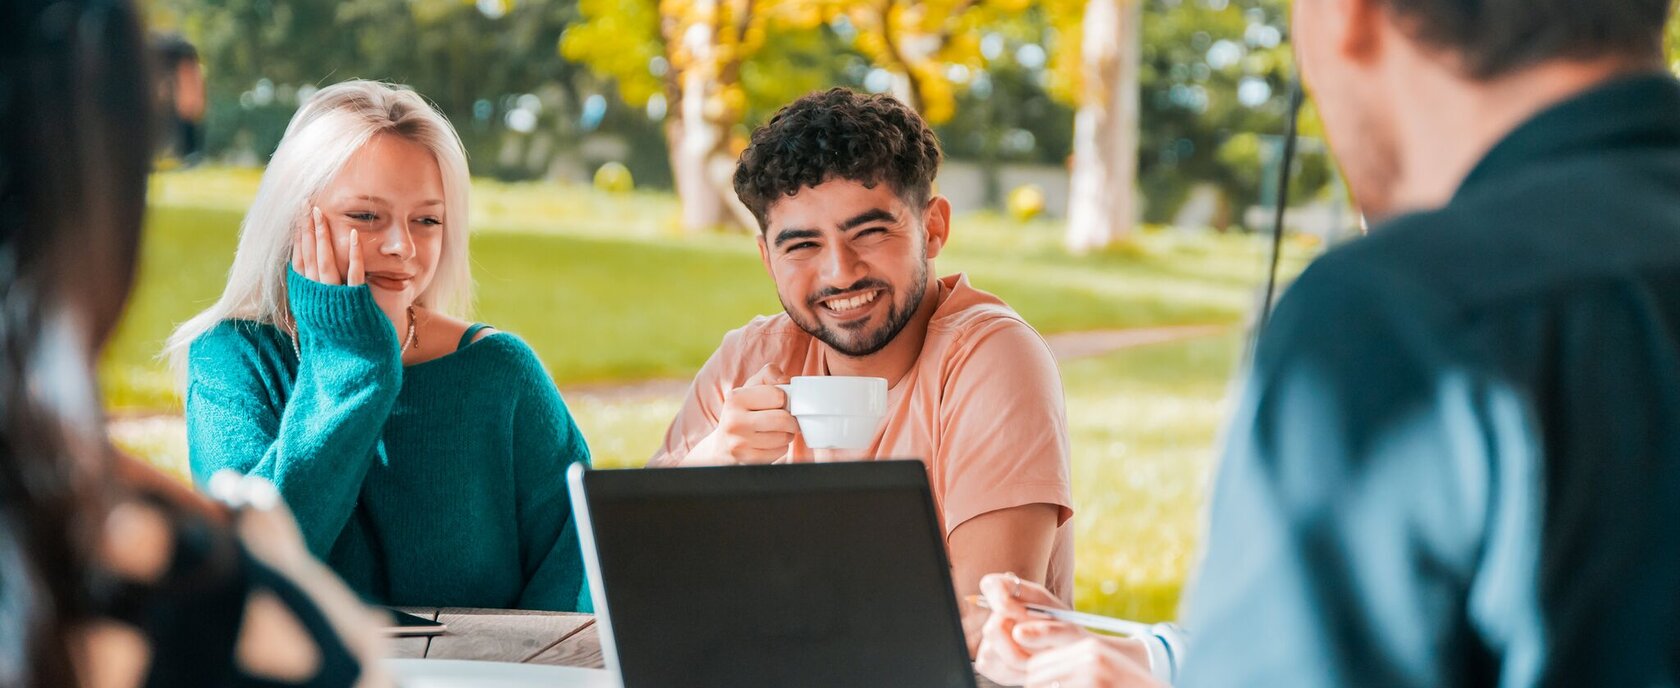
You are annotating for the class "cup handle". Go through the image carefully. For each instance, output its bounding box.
[776,384,792,412]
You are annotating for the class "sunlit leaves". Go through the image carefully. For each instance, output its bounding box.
[560,0,665,106]
[564,0,1042,126]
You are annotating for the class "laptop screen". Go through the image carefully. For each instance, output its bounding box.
[572,461,976,688]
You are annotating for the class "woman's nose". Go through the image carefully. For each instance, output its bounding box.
[380,220,414,260]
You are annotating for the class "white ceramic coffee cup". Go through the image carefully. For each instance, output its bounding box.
[776,376,888,449]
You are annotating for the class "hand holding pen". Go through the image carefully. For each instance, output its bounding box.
[973,572,1164,688]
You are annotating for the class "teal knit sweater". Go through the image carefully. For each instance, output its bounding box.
[185,270,591,612]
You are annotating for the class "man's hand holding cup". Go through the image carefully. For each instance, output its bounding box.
[701,363,800,464]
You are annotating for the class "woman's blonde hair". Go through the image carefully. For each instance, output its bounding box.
[165,80,473,375]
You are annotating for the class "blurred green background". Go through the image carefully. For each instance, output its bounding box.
[129,0,1330,622]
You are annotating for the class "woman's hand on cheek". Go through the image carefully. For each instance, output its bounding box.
[292,207,364,287]
[295,207,403,342]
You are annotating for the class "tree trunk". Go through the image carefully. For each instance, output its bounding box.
[668,0,746,233]
[1065,0,1141,253]
[888,70,920,111]
[668,106,733,232]
[873,2,927,113]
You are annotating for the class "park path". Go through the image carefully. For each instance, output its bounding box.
[106,323,1229,438]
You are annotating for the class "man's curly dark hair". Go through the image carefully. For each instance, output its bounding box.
[734,88,943,232]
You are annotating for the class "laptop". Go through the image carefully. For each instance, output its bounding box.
[567,461,977,688]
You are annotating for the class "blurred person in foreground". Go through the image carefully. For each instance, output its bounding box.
[166,80,593,613]
[0,1,385,685]
[649,89,1073,654]
[978,0,1680,685]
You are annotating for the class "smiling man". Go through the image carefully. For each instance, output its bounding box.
[649,89,1073,649]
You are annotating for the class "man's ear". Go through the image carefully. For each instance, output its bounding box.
[757,231,773,277]
[922,196,952,260]
[1337,0,1385,65]
[1294,0,1385,76]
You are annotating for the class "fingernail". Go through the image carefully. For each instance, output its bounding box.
[207,470,245,505]
[242,476,280,511]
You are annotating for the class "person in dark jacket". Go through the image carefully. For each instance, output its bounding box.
[977,1,1680,686]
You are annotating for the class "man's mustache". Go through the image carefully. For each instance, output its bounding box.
[806,278,892,306]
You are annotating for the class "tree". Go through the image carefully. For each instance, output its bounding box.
[566,0,1030,231]
[147,0,635,181]
[565,0,809,231]
[1057,0,1142,252]
[1047,0,1315,235]
[157,0,1322,239]
[820,0,1028,124]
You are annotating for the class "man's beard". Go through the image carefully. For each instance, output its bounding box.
[782,258,929,358]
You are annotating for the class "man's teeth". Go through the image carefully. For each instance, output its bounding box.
[823,291,878,312]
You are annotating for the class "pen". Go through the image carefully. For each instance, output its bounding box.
[967,595,1155,637]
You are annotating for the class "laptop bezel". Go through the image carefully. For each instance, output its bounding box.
[567,462,623,680]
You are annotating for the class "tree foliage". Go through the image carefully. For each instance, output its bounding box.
[151,0,1328,227]
[148,0,675,181]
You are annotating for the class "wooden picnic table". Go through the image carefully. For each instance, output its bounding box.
[387,608,604,668]
[386,608,1009,687]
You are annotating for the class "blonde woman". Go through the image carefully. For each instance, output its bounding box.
[168,81,591,612]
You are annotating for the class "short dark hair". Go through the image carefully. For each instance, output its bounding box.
[733,88,943,232]
[1384,0,1673,79]
[154,33,198,64]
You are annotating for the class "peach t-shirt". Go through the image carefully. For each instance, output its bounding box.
[651,274,1074,600]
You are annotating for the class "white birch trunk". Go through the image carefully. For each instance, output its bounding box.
[1065,0,1141,253]
[669,2,739,232]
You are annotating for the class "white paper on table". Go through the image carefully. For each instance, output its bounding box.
[385,659,620,688]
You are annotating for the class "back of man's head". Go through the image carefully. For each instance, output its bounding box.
[1383,0,1670,79]
[733,88,943,233]
[1298,0,1674,218]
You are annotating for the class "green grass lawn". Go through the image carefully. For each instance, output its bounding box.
[1062,333,1241,620]
[109,167,1311,623]
[107,170,1299,411]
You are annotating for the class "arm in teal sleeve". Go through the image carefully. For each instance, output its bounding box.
[185,270,403,558]
[1177,265,1514,687]
[504,339,594,612]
